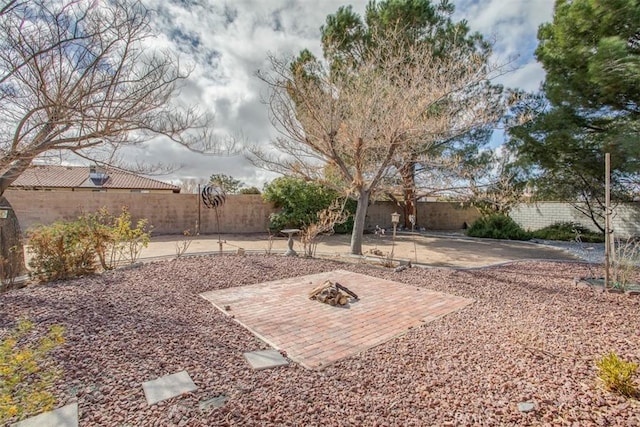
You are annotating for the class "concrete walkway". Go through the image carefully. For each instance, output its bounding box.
[142,232,579,268]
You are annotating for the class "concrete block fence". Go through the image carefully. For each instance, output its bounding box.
[510,202,640,238]
[4,190,639,238]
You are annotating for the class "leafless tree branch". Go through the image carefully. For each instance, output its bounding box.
[0,0,230,194]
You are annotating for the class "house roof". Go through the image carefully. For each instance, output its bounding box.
[10,165,180,192]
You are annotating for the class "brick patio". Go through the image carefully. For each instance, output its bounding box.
[200,270,473,369]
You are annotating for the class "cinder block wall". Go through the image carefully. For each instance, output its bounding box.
[5,190,483,235]
[510,202,640,237]
[365,201,481,230]
[5,191,275,234]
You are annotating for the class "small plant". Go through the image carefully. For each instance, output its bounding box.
[466,214,531,240]
[111,206,151,264]
[80,207,120,270]
[380,250,395,268]
[595,352,638,397]
[81,206,151,267]
[300,199,349,258]
[611,237,640,291]
[0,246,21,290]
[265,229,274,255]
[175,230,193,258]
[0,319,65,422]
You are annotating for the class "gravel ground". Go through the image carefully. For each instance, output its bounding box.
[531,239,606,265]
[1,256,639,426]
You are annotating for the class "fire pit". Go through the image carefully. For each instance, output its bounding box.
[309,280,359,306]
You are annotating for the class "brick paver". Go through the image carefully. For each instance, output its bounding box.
[200,270,473,369]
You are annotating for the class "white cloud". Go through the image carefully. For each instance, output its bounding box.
[113,0,556,189]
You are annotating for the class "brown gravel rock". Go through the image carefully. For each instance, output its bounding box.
[1,256,639,426]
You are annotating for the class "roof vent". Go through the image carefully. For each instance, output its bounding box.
[89,165,108,186]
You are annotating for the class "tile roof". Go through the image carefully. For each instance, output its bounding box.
[10,165,180,192]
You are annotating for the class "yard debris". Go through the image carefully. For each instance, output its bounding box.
[394,260,412,272]
[309,280,358,306]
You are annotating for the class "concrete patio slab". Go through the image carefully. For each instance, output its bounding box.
[142,370,197,405]
[243,349,289,370]
[12,403,78,427]
[201,270,473,369]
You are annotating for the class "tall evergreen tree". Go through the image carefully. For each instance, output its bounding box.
[509,0,640,231]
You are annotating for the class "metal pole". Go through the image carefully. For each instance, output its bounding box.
[604,152,611,291]
[391,223,397,259]
[197,184,201,235]
[215,207,222,254]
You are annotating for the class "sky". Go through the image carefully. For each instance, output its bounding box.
[129,0,556,190]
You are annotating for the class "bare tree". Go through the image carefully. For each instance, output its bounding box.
[0,0,227,284]
[252,31,510,255]
[0,0,225,195]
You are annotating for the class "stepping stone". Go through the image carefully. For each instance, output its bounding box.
[517,402,535,413]
[243,349,289,370]
[199,395,228,411]
[12,403,78,427]
[142,371,197,405]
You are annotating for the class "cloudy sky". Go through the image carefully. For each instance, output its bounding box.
[132,0,556,190]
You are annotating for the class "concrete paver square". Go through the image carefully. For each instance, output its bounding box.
[201,270,473,369]
[12,403,78,427]
[142,370,197,405]
[244,349,289,370]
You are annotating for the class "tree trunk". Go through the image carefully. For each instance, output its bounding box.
[400,161,416,229]
[0,158,33,195]
[0,196,26,290]
[350,189,370,255]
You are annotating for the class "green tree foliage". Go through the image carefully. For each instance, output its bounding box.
[209,174,244,194]
[509,0,640,231]
[239,186,261,195]
[262,177,355,233]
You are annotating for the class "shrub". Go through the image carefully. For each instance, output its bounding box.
[466,214,531,240]
[27,220,96,282]
[28,207,152,282]
[596,352,638,397]
[109,206,151,264]
[611,238,640,290]
[262,177,355,233]
[530,222,604,243]
[0,319,64,422]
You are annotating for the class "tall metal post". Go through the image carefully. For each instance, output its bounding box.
[197,184,201,235]
[604,152,611,290]
[391,212,400,260]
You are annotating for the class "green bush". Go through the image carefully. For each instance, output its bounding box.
[596,352,638,397]
[530,222,605,243]
[262,177,355,233]
[27,207,151,282]
[27,220,96,282]
[466,214,531,240]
